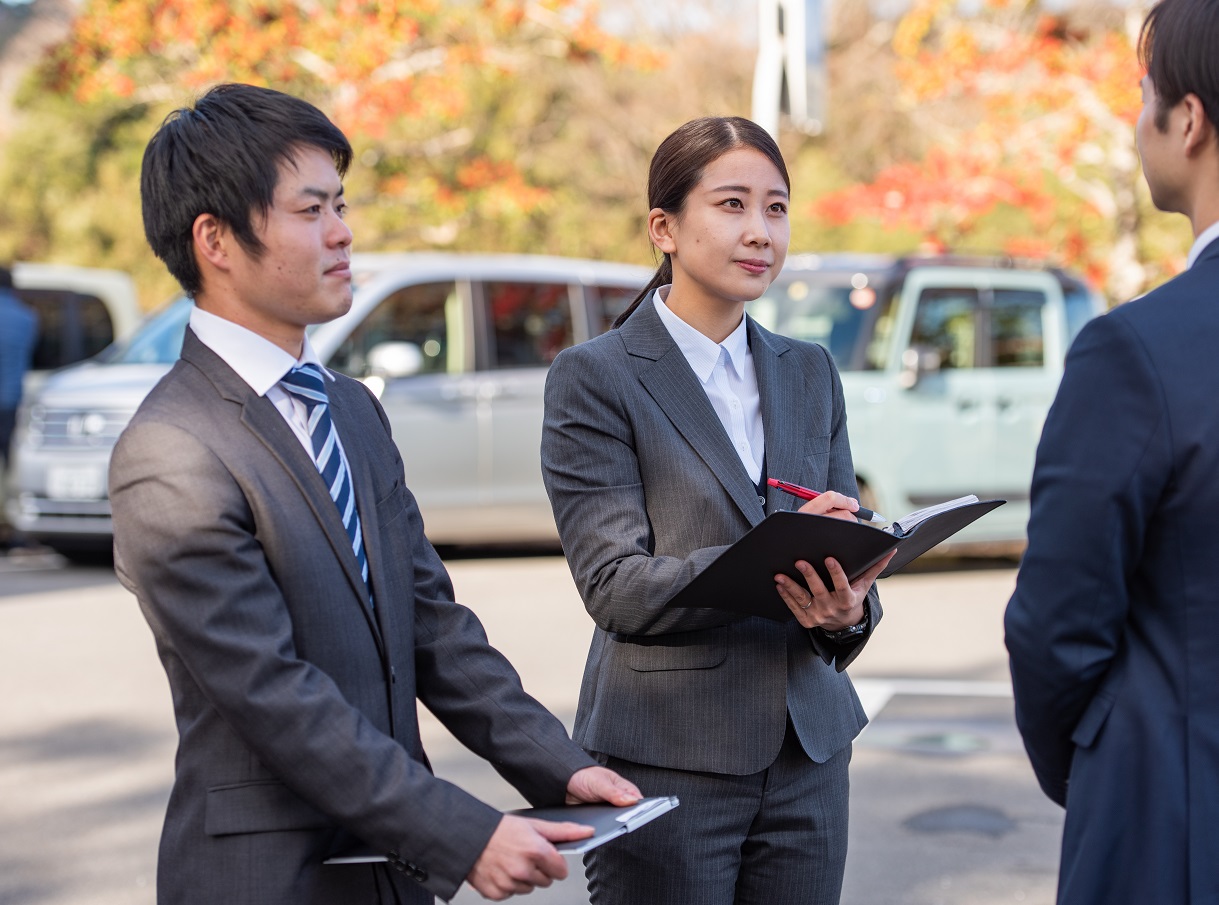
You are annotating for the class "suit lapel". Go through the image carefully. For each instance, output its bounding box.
[750,321,801,512]
[180,331,384,648]
[327,384,393,636]
[751,320,837,506]
[623,301,766,527]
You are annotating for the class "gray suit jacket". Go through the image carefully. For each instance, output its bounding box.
[541,300,881,776]
[110,329,594,905]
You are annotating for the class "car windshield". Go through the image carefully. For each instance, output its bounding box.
[99,297,193,365]
[99,296,332,365]
[750,269,894,371]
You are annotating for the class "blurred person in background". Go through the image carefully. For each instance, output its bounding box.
[1005,0,1219,902]
[542,116,890,905]
[0,264,38,549]
[0,265,37,467]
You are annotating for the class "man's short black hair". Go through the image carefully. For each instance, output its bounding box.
[1139,0,1219,132]
[141,84,353,297]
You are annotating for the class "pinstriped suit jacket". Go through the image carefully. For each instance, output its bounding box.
[110,329,594,905]
[541,299,882,776]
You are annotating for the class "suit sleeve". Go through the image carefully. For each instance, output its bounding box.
[541,342,743,636]
[111,419,501,901]
[1004,312,1169,805]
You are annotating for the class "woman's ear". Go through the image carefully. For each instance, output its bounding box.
[648,208,677,255]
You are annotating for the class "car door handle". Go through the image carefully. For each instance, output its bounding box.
[956,398,980,412]
[996,397,1013,413]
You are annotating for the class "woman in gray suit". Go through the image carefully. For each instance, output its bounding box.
[541,117,891,905]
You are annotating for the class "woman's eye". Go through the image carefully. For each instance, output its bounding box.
[722,198,742,208]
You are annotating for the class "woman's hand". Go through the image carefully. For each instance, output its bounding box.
[775,550,894,630]
[796,490,861,523]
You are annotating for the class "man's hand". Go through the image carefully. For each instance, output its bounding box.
[466,814,593,901]
[565,765,642,806]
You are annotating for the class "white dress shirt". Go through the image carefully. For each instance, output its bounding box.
[652,288,765,484]
[188,307,350,466]
[1187,220,1219,270]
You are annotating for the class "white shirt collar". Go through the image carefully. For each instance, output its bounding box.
[188,306,328,396]
[1187,220,1219,270]
[651,287,750,382]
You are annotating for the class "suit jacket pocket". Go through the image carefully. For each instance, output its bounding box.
[205,779,332,836]
[375,480,409,530]
[620,626,728,672]
[1070,690,1116,749]
[802,434,832,479]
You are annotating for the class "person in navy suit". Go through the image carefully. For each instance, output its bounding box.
[1005,1,1219,902]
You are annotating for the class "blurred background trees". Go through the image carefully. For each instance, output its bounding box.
[0,0,1196,309]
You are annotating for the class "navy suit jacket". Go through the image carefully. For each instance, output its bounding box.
[541,299,881,778]
[1006,239,1219,905]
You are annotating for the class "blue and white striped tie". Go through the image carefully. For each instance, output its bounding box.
[279,364,371,604]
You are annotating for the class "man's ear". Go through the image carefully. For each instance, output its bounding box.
[648,208,677,255]
[1181,93,1216,157]
[191,213,231,272]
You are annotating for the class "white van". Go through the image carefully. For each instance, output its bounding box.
[6,253,650,554]
[753,253,1107,551]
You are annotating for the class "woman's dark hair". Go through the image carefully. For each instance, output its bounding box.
[613,116,790,328]
[141,83,353,297]
[1139,0,1219,132]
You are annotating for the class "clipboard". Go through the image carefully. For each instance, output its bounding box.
[664,497,1005,622]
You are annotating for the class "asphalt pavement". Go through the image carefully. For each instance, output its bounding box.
[0,550,1062,905]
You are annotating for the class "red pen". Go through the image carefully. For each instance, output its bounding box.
[767,478,887,524]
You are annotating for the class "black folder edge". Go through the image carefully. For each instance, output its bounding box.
[664,499,1005,623]
[322,796,680,863]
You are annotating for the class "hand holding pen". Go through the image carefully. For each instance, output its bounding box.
[767,478,887,524]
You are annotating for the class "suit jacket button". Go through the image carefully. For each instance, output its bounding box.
[757,495,767,507]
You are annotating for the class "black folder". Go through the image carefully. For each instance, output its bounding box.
[665,497,1005,622]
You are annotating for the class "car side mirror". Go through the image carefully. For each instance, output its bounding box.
[367,342,424,379]
[898,345,942,389]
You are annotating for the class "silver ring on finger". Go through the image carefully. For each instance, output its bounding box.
[799,597,813,610]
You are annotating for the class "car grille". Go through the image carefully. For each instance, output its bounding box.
[27,407,135,450]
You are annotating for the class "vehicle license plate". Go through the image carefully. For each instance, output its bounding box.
[47,466,106,500]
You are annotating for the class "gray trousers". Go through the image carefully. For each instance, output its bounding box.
[585,720,851,905]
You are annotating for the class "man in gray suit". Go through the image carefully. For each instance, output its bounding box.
[112,83,639,905]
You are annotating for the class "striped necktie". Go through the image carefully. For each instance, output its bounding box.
[279,364,371,604]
